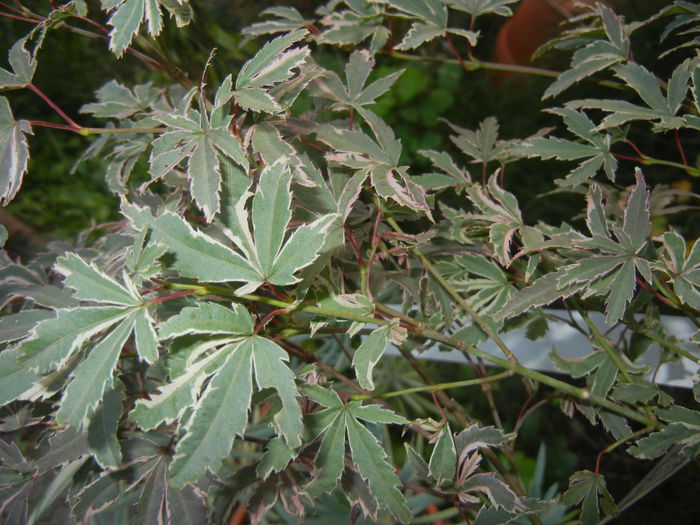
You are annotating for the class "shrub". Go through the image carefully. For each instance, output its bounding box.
[1,1,699,523]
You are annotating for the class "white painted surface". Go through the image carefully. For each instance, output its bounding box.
[385,309,698,388]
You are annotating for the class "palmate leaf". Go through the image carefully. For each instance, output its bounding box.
[317,1,390,55]
[167,336,303,486]
[314,49,404,113]
[80,80,159,119]
[377,0,478,51]
[318,110,430,215]
[515,108,618,186]
[133,304,302,485]
[303,385,410,523]
[0,97,32,205]
[543,4,629,99]
[655,231,700,309]
[242,7,311,39]
[567,60,692,131]
[234,29,310,113]
[129,161,335,292]
[149,78,248,221]
[103,0,193,57]
[500,171,652,324]
[562,470,617,525]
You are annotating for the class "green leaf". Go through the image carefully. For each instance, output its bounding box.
[236,29,309,89]
[0,97,32,205]
[232,87,281,113]
[257,436,297,478]
[446,0,518,18]
[0,349,42,404]
[0,309,54,344]
[459,472,518,511]
[657,231,700,309]
[0,37,37,88]
[516,108,617,186]
[543,17,628,99]
[168,342,253,487]
[16,306,130,373]
[55,253,140,306]
[80,80,159,119]
[352,324,391,390]
[562,470,617,525]
[454,424,514,455]
[251,336,303,447]
[159,302,254,339]
[88,381,124,469]
[134,457,168,524]
[306,410,345,496]
[56,314,135,429]
[429,423,456,486]
[126,207,261,288]
[345,412,411,523]
[252,161,293,275]
[130,345,229,430]
[568,61,689,130]
[242,7,311,39]
[133,307,159,363]
[105,0,180,57]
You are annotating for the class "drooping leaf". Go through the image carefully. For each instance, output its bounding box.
[562,470,618,525]
[55,313,135,429]
[87,381,124,469]
[0,97,32,205]
[429,422,456,486]
[345,411,411,523]
[302,386,409,522]
[104,0,192,57]
[167,342,253,487]
[352,324,392,390]
[168,335,302,486]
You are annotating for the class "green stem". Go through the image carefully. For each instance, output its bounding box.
[78,126,163,136]
[577,308,632,384]
[388,51,560,78]
[383,213,519,365]
[640,329,700,364]
[351,371,512,400]
[641,155,700,177]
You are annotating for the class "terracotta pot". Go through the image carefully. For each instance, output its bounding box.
[491,0,595,83]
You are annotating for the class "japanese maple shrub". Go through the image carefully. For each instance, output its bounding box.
[1,1,699,524]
